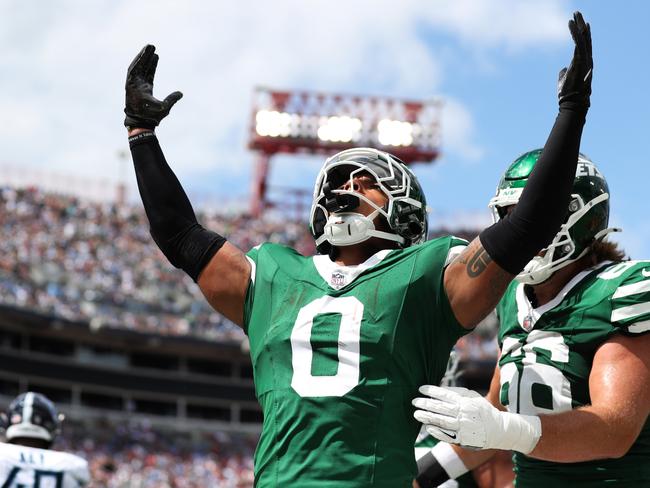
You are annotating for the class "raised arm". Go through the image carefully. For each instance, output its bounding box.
[125,45,250,326]
[444,11,593,328]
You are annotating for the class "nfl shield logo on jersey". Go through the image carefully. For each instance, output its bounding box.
[522,315,534,332]
[330,271,345,288]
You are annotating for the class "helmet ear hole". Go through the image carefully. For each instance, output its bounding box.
[568,198,581,213]
[391,202,426,245]
[408,221,422,236]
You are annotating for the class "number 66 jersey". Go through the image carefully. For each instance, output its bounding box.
[497,260,650,487]
[244,237,468,488]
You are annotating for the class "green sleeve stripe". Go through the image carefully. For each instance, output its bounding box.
[628,320,650,334]
[611,302,650,323]
[613,279,650,298]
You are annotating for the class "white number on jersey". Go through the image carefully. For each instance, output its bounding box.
[500,331,572,415]
[290,295,363,397]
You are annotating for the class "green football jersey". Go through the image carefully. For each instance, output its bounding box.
[496,260,650,487]
[244,236,468,487]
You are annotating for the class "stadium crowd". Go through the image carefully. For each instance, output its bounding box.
[0,185,312,341]
[0,184,496,359]
[57,420,256,487]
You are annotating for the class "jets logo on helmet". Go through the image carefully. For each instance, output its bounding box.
[489,149,619,284]
[1,392,64,444]
[309,148,428,254]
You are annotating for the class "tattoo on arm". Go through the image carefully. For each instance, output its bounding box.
[466,248,493,277]
[446,239,514,327]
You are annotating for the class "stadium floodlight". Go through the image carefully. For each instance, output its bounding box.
[248,87,442,216]
[317,116,363,143]
[255,110,293,137]
[377,119,414,147]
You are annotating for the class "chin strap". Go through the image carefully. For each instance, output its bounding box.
[519,225,622,285]
[315,209,405,248]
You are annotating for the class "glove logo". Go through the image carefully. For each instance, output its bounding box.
[444,431,457,440]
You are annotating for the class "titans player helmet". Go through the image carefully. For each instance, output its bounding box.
[1,392,64,443]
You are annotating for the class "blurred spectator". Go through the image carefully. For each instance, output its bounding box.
[454,311,500,361]
[0,184,496,360]
[55,419,255,488]
[0,185,312,342]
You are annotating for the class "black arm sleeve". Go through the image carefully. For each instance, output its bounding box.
[129,131,226,282]
[479,106,587,274]
[416,451,451,487]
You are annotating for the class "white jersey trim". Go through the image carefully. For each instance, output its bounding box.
[515,261,612,331]
[246,256,257,286]
[612,279,650,299]
[611,302,650,323]
[445,245,467,267]
[628,320,650,334]
[312,249,392,290]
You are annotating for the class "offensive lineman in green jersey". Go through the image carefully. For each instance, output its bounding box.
[414,150,650,487]
[123,12,593,487]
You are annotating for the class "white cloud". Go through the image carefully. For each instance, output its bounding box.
[420,0,568,49]
[0,0,570,195]
[440,97,484,162]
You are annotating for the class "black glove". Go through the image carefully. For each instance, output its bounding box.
[124,45,183,130]
[557,11,592,110]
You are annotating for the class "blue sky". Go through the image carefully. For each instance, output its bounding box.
[1,1,648,257]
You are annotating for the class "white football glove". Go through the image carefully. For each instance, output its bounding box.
[412,385,542,454]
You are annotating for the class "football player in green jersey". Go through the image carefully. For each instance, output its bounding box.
[124,11,594,487]
[414,150,650,487]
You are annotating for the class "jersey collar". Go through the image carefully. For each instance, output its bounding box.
[515,261,612,331]
[312,249,392,290]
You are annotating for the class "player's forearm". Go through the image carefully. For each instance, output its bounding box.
[451,444,498,471]
[529,406,640,462]
[129,132,226,281]
[479,12,591,276]
[129,132,197,232]
[479,107,586,275]
[416,442,498,488]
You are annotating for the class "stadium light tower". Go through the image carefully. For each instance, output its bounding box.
[248,87,442,217]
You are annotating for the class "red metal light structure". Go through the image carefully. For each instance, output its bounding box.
[248,87,442,217]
